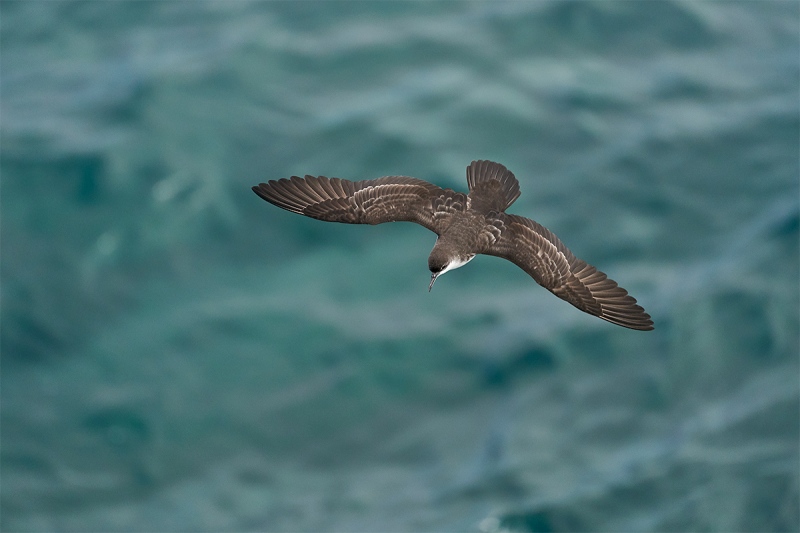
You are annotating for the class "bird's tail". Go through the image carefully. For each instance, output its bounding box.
[466,160,521,212]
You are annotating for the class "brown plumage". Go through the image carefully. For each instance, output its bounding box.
[253,160,653,330]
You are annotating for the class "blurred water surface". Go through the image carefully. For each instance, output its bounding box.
[1,1,798,531]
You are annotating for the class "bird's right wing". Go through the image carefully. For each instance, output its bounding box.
[480,213,653,330]
[253,175,467,235]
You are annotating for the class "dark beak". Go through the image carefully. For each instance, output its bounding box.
[428,272,438,292]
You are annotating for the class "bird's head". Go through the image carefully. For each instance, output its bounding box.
[427,245,474,291]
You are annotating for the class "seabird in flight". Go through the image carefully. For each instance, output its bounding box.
[253,160,653,330]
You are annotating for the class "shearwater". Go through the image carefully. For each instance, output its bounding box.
[253,160,653,330]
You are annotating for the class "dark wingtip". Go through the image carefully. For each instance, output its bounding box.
[610,312,654,331]
[252,183,269,201]
[628,316,655,331]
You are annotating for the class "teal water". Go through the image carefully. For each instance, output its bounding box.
[2,1,798,531]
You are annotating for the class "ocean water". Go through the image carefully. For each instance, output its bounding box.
[1,1,798,531]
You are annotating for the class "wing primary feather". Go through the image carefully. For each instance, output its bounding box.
[317,176,339,198]
[265,182,307,212]
[305,176,334,200]
[254,183,301,212]
[287,176,322,203]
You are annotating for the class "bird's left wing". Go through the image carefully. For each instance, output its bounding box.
[480,212,653,330]
[253,175,467,235]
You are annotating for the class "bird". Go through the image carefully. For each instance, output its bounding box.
[252,160,653,330]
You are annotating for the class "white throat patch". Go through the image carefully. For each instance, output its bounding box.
[439,255,475,276]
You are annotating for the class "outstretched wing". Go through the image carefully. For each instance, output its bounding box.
[480,213,653,330]
[253,175,467,235]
